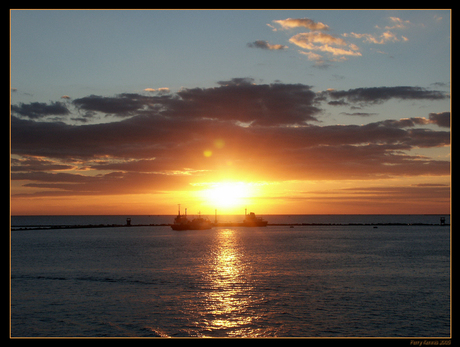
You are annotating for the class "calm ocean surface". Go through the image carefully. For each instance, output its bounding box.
[11,215,450,338]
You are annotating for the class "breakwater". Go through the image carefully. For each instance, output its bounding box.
[11,221,449,231]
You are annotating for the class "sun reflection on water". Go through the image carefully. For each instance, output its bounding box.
[200,228,260,337]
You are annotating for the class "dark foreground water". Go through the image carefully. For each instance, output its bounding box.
[11,217,450,337]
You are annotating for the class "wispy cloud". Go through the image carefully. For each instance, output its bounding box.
[268,17,362,64]
[290,32,361,59]
[343,16,412,45]
[290,31,347,47]
[385,16,412,29]
[298,50,323,61]
[144,87,170,94]
[343,31,405,44]
[272,18,330,31]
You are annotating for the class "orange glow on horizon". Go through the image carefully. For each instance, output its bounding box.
[195,181,255,214]
[10,176,450,216]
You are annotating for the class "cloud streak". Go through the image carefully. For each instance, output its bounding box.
[247,40,288,50]
[11,101,70,119]
[324,86,448,105]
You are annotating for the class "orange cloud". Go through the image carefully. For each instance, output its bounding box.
[298,50,323,61]
[273,18,330,31]
[290,32,362,57]
[144,87,170,94]
[386,16,411,29]
[343,17,412,45]
[290,31,347,46]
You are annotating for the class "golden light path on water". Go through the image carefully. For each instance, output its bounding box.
[198,228,265,337]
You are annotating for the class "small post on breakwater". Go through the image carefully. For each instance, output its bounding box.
[440,217,446,226]
[126,218,131,226]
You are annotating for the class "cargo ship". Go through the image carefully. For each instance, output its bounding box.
[171,205,213,230]
[213,209,268,227]
[242,210,268,227]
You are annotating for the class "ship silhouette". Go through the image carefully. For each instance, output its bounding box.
[171,206,268,230]
[170,205,212,230]
[242,209,268,227]
[212,208,268,227]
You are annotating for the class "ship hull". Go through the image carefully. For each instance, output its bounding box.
[212,221,268,227]
[243,221,268,227]
[171,222,213,230]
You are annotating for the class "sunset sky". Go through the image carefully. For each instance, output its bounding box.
[10,9,450,215]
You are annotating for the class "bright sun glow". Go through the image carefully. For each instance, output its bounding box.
[199,182,254,211]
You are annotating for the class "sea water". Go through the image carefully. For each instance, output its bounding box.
[10,216,450,337]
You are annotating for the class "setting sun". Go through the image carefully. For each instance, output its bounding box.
[198,182,254,212]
